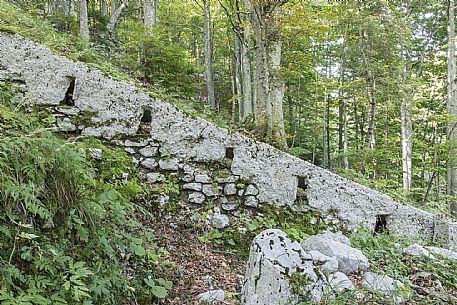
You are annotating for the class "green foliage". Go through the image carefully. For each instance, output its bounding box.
[201,206,327,259]
[351,230,457,303]
[0,102,173,304]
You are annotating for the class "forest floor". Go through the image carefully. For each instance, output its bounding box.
[151,218,245,304]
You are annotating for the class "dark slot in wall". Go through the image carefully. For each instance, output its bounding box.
[61,76,76,106]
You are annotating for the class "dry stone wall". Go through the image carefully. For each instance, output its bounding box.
[1,31,456,250]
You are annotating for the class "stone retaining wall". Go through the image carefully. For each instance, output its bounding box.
[1,31,455,249]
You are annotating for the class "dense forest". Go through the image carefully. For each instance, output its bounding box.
[5,0,457,216]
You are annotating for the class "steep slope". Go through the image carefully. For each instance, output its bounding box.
[1,31,455,251]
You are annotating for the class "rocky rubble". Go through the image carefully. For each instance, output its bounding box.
[240,229,457,305]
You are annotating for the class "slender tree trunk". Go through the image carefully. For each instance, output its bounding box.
[107,0,128,34]
[447,0,457,216]
[69,0,75,16]
[401,89,413,195]
[203,0,216,109]
[252,3,269,130]
[79,0,89,40]
[144,0,158,29]
[111,0,116,16]
[234,31,243,121]
[100,0,108,16]
[241,0,253,121]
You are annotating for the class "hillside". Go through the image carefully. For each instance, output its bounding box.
[1,1,457,304]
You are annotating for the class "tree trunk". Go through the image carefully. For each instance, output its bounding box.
[252,1,287,149]
[234,31,243,121]
[100,0,108,16]
[111,0,116,16]
[144,0,158,29]
[107,0,128,34]
[252,3,269,131]
[203,0,216,109]
[79,0,89,40]
[447,0,457,216]
[241,0,253,122]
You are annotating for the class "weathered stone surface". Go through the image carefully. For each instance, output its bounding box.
[308,250,339,274]
[209,213,230,229]
[139,146,158,157]
[241,229,320,305]
[325,272,355,293]
[183,183,202,191]
[88,148,103,159]
[302,235,369,274]
[2,31,457,249]
[202,184,218,197]
[317,231,351,246]
[124,147,136,154]
[363,272,404,298]
[188,192,205,204]
[426,246,457,261]
[244,196,258,208]
[195,174,211,183]
[141,158,158,169]
[146,172,162,183]
[198,289,225,304]
[403,244,434,258]
[159,158,180,171]
[244,184,259,196]
[56,107,80,115]
[224,183,237,196]
[57,117,76,131]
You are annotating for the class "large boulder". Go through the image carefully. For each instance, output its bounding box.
[241,229,321,305]
[301,234,369,274]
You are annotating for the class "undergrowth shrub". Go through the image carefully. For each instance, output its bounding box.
[0,89,173,304]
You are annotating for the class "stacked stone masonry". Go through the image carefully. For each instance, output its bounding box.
[1,32,456,249]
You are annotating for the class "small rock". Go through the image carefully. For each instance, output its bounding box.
[222,204,238,211]
[146,172,162,182]
[124,139,149,147]
[195,174,211,183]
[141,158,158,169]
[209,214,230,229]
[216,175,239,183]
[159,158,180,171]
[139,146,158,157]
[426,246,457,261]
[244,196,258,208]
[183,183,203,191]
[316,231,351,246]
[404,243,434,259]
[57,117,76,131]
[238,189,245,196]
[302,235,369,275]
[182,174,194,182]
[202,184,218,197]
[124,147,136,154]
[198,289,224,304]
[224,183,237,195]
[159,194,170,206]
[244,184,259,196]
[363,272,403,297]
[310,217,318,225]
[188,192,205,204]
[88,148,103,159]
[326,272,355,292]
[308,250,339,274]
[56,107,80,115]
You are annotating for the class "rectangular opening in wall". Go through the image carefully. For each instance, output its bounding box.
[225,147,234,160]
[141,108,152,123]
[61,76,76,106]
[296,176,307,200]
[375,214,389,233]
